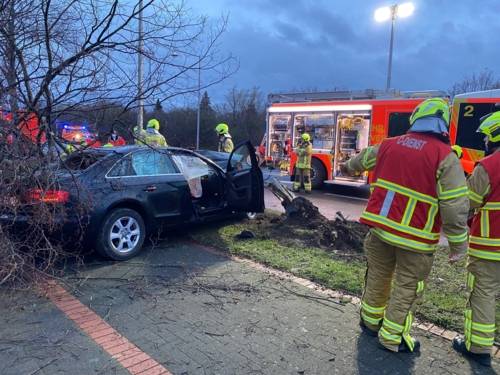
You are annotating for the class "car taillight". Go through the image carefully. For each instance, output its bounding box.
[27,189,70,204]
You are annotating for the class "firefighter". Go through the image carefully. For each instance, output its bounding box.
[143,119,167,147]
[343,98,469,353]
[452,111,500,367]
[293,133,313,193]
[215,123,234,153]
[133,125,146,145]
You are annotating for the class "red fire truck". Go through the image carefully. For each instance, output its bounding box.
[449,89,500,174]
[266,90,446,188]
[266,89,500,189]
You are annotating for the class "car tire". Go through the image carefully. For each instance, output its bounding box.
[310,158,326,189]
[96,208,146,261]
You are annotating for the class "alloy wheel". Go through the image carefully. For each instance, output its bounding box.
[109,216,141,253]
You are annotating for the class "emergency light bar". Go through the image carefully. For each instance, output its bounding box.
[267,104,372,113]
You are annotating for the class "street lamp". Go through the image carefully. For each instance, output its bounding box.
[137,0,144,130]
[374,2,415,91]
[196,58,201,150]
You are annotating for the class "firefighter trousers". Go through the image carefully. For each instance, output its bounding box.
[463,256,499,354]
[360,230,434,352]
[293,168,311,192]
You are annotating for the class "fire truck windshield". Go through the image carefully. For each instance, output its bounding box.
[456,102,496,151]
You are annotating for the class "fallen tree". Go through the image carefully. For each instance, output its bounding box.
[265,178,368,253]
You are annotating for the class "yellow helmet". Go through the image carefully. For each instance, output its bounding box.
[147,118,160,131]
[301,133,310,142]
[410,98,450,126]
[215,123,229,135]
[478,111,500,143]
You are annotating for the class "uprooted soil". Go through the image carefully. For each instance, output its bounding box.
[242,197,369,255]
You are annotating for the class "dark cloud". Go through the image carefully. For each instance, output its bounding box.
[195,0,500,101]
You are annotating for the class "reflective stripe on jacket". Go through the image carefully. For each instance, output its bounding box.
[144,129,167,147]
[360,133,468,253]
[218,135,234,153]
[469,151,500,261]
[296,142,312,169]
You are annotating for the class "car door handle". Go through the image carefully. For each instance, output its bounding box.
[144,185,157,192]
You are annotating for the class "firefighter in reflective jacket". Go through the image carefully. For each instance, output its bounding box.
[144,119,167,147]
[293,133,313,193]
[215,123,234,153]
[133,125,146,145]
[343,98,469,353]
[452,111,500,367]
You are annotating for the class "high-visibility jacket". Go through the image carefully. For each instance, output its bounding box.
[143,129,167,147]
[468,151,500,261]
[65,143,75,154]
[296,141,312,169]
[218,134,234,153]
[359,133,469,253]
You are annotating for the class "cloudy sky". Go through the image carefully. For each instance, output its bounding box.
[192,0,500,100]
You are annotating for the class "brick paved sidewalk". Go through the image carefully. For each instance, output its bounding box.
[0,291,127,375]
[1,240,498,374]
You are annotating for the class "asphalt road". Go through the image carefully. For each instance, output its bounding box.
[262,167,368,221]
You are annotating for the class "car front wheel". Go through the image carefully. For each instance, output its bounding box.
[96,208,146,260]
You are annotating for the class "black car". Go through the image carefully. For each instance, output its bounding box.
[1,142,264,260]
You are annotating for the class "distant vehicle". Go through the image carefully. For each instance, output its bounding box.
[449,89,500,174]
[0,142,264,260]
[265,89,446,189]
[266,89,500,188]
[57,121,101,147]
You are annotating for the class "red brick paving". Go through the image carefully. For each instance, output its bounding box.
[43,280,172,375]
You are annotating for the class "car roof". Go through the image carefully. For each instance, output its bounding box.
[82,145,196,156]
[80,146,226,171]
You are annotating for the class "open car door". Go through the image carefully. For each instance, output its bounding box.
[226,141,264,213]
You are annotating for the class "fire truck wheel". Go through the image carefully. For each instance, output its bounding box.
[310,158,326,189]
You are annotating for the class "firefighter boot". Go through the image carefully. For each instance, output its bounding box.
[452,337,491,367]
[380,338,421,354]
[359,319,379,337]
